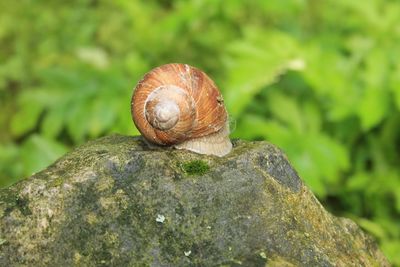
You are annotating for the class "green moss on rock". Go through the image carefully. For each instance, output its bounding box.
[180,160,210,176]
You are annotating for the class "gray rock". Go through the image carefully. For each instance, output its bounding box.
[0,135,389,266]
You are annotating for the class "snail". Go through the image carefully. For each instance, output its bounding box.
[131,63,232,157]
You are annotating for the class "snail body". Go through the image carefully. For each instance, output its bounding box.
[131,63,232,157]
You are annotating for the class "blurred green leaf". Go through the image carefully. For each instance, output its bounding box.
[303,46,359,121]
[223,28,302,117]
[382,240,400,266]
[19,134,68,177]
[87,96,117,138]
[357,87,389,130]
[356,218,386,239]
[390,64,400,111]
[357,49,389,130]
[0,143,22,188]
[346,172,370,191]
[10,97,44,137]
[66,101,92,144]
[268,92,304,134]
[41,107,65,139]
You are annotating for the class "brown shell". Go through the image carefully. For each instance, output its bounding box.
[131,63,228,145]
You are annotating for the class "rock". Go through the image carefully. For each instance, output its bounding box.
[0,135,389,266]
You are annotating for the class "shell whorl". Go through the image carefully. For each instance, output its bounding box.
[131,63,232,156]
[144,85,193,131]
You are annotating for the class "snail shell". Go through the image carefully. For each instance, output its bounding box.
[131,63,232,157]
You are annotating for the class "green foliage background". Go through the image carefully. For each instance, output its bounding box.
[1,0,399,264]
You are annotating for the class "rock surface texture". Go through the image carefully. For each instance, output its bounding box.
[0,135,389,266]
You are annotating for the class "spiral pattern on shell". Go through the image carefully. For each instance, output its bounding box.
[131,63,232,156]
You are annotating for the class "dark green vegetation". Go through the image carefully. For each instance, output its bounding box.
[0,0,399,264]
[0,136,389,266]
[180,160,210,176]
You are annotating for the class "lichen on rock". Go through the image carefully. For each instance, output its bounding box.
[0,135,390,266]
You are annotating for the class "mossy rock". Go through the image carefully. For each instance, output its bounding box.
[0,135,389,266]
